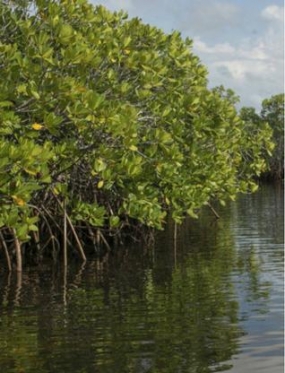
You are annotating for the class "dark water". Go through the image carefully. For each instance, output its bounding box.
[0,185,283,373]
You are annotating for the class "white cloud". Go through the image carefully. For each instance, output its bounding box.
[213,59,275,81]
[194,39,235,54]
[195,39,269,61]
[193,20,284,109]
[194,36,273,80]
[191,3,284,109]
[240,42,268,61]
[261,5,284,22]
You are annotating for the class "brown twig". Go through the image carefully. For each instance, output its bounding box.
[63,199,67,267]
[52,193,87,262]
[207,202,220,219]
[0,230,12,271]
[12,228,22,272]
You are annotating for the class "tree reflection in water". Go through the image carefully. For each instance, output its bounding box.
[0,185,281,373]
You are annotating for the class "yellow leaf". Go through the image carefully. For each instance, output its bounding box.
[156,163,162,172]
[52,187,59,195]
[12,195,26,206]
[32,123,44,130]
[97,180,104,189]
[129,145,138,151]
[76,86,86,93]
[24,168,37,176]
[123,49,131,55]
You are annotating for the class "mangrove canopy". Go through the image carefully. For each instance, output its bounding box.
[0,0,274,269]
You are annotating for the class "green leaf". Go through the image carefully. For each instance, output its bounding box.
[94,158,107,172]
[29,224,38,232]
[250,183,259,193]
[0,101,14,108]
[187,208,198,219]
[31,90,40,100]
[109,216,120,227]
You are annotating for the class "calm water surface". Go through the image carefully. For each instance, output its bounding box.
[0,184,283,373]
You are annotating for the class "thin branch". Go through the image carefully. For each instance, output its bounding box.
[63,199,67,268]
[28,204,57,254]
[12,228,22,272]
[207,202,220,219]
[0,230,12,271]
[52,193,87,262]
[98,230,111,252]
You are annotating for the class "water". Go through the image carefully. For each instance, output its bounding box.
[0,184,283,373]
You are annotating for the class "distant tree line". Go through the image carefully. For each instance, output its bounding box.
[240,93,284,181]
[212,87,284,180]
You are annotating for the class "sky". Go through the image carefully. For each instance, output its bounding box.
[90,0,284,110]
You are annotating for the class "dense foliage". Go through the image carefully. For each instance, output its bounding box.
[0,0,274,268]
[240,93,284,180]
